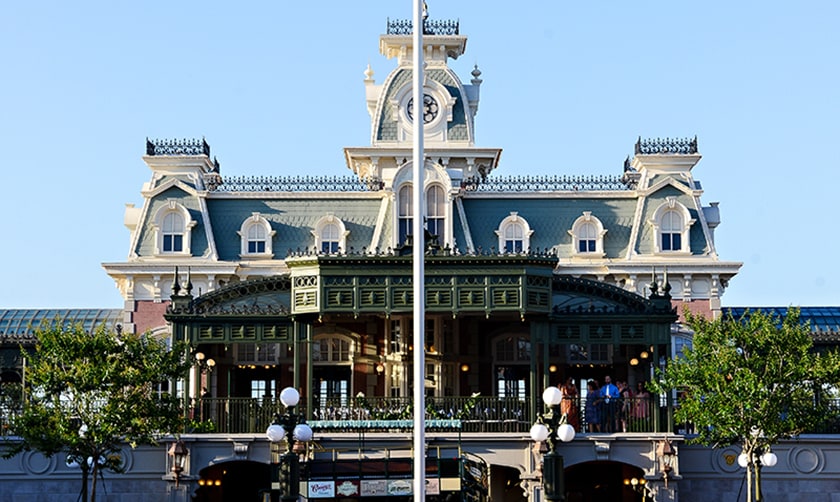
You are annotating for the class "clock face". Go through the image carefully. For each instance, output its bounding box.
[406,94,439,124]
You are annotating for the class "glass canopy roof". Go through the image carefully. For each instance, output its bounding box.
[0,309,123,340]
[724,307,840,333]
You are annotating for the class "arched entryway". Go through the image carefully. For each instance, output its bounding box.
[565,461,649,502]
[490,464,526,502]
[193,460,270,502]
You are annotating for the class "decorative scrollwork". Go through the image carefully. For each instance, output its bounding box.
[146,138,210,157]
[209,175,380,193]
[386,18,459,35]
[475,174,632,192]
[635,136,698,155]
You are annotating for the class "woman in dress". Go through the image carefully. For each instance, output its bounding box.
[559,377,580,432]
[585,380,601,433]
[632,381,651,431]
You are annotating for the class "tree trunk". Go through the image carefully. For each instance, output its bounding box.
[754,464,762,502]
[80,465,90,502]
[746,460,753,502]
[91,463,98,502]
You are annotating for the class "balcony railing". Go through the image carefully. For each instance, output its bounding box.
[7,397,840,437]
[188,395,666,435]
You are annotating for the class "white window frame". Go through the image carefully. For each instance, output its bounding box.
[312,214,349,254]
[238,212,275,259]
[569,211,607,258]
[495,212,533,254]
[650,198,695,255]
[152,200,195,256]
[397,184,413,246]
[425,184,447,246]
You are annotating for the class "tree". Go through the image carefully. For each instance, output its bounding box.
[651,308,840,502]
[2,322,191,502]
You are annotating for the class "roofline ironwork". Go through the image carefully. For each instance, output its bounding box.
[207,175,383,193]
[386,18,459,35]
[474,174,633,192]
[635,136,699,155]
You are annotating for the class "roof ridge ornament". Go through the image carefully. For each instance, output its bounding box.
[635,136,698,155]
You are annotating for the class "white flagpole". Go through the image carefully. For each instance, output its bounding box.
[411,0,426,501]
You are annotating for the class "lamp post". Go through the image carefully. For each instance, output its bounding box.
[167,440,189,488]
[530,387,576,501]
[737,448,777,502]
[194,351,215,420]
[266,387,313,502]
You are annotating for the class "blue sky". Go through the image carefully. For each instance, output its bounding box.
[0,1,837,308]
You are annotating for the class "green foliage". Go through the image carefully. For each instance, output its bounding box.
[653,309,840,450]
[2,322,191,501]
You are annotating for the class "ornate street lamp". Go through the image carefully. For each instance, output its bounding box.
[266,387,313,502]
[167,440,189,488]
[530,387,576,501]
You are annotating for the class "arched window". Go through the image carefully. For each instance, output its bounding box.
[153,201,195,255]
[425,184,446,242]
[162,213,184,252]
[661,210,683,251]
[569,212,606,257]
[650,198,695,254]
[495,212,532,254]
[312,215,348,254]
[321,222,340,253]
[238,213,275,258]
[398,184,413,246]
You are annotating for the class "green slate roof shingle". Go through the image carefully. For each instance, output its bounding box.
[207,198,382,259]
[461,197,636,257]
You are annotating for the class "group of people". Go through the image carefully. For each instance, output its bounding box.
[558,376,651,433]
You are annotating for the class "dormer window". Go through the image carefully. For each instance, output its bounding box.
[153,201,195,256]
[569,212,606,257]
[426,184,446,243]
[661,210,682,251]
[496,212,533,254]
[313,215,348,254]
[398,184,413,246]
[651,198,695,254]
[162,213,184,252]
[238,213,275,258]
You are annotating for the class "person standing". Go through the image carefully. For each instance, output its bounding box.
[600,375,619,432]
[632,381,651,432]
[585,380,601,433]
[618,380,632,433]
[559,377,580,432]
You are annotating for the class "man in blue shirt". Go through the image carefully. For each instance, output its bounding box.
[600,375,619,432]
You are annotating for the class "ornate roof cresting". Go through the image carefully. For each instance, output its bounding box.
[146,137,211,157]
[207,175,383,193]
[475,174,633,192]
[635,136,698,155]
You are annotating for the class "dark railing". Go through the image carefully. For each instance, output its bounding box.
[386,18,459,36]
[635,136,698,155]
[6,397,840,437]
[186,396,662,435]
[146,137,211,157]
[208,175,382,193]
[475,174,633,192]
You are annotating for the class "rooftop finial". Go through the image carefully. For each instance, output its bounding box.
[649,267,658,296]
[186,267,193,295]
[172,266,181,295]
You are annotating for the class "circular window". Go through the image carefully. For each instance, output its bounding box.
[406,94,439,124]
